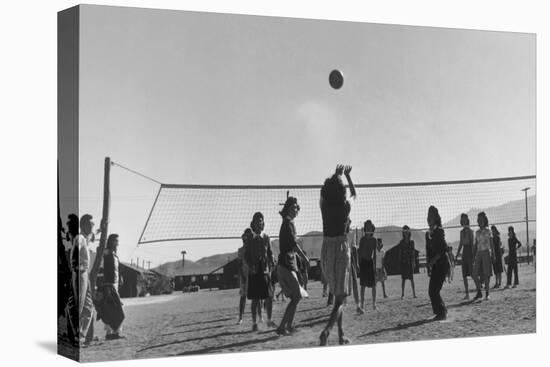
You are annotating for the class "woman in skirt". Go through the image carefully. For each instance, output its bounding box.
[397,225,417,299]
[491,225,504,289]
[456,213,474,300]
[472,212,495,301]
[359,220,377,311]
[243,212,275,331]
[319,165,356,346]
[276,197,309,335]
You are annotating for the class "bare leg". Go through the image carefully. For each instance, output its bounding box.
[360,286,365,309]
[257,300,263,322]
[251,300,259,326]
[265,297,273,322]
[381,281,387,298]
[320,295,345,346]
[371,286,376,310]
[286,297,300,330]
[336,296,350,344]
[463,276,469,298]
[238,296,246,323]
[473,265,481,295]
[484,276,490,299]
[277,297,299,333]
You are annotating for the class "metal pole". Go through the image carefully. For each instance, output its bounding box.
[522,187,530,265]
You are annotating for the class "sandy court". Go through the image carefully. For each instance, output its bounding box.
[60,265,535,362]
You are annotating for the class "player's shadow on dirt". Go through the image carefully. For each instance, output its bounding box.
[357,319,433,338]
[447,300,475,309]
[137,330,253,353]
[176,335,281,356]
[173,316,233,328]
[161,323,227,337]
[297,305,328,314]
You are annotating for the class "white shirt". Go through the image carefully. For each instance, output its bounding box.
[71,234,91,272]
[376,248,385,269]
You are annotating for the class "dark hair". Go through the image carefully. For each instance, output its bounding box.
[80,214,93,229]
[491,225,500,236]
[427,206,442,227]
[280,197,299,217]
[402,225,411,240]
[107,234,119,251]
[67,214,79,238]
[364,220,375,233]
[321,174,346,207]
[460,213,469,226]
[477,212,489,227]
[508,226,515,234]
[250,212,264,232]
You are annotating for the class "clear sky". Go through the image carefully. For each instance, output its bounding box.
[60,5,535,265]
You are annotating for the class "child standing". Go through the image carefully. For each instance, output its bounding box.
[375,238,388,298]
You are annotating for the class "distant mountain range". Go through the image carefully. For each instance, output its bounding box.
[154,195,536,276]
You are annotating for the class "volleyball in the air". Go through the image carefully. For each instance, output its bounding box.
[329,69,344,89]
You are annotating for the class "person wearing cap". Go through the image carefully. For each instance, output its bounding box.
[319,165,356,346]
[69,214,96,345]
[243,212,275,331]
[275,197,309,336]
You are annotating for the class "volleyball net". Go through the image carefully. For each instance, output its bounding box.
[137,175,536,244]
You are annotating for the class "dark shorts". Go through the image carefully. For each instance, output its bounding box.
[359,259,375,288]
[247,273,273,300]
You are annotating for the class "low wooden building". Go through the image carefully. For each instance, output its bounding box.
[173,257,241,291]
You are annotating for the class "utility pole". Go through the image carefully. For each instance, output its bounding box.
[181,250,187,271]
[521,187,530,265]
[90,157,111,292]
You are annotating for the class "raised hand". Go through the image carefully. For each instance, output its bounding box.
[335,164,344,176]
[344,165,352,176]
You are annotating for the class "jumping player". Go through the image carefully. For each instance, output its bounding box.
[319,165,356,346]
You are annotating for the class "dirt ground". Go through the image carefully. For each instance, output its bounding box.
[59,265,536,362]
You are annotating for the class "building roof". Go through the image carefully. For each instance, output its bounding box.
[173,265,223,277]
[119,262,156,275]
